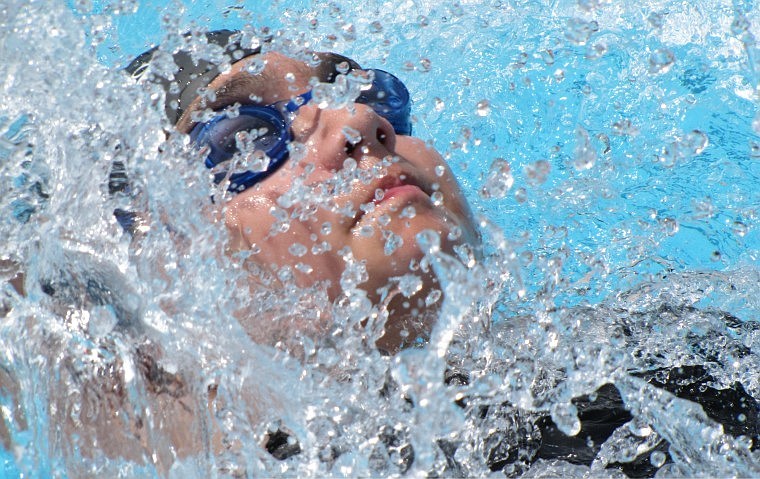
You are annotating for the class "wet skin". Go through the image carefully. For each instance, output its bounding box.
[177,51,479,352]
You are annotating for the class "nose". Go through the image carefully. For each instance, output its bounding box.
[290,103,397,171]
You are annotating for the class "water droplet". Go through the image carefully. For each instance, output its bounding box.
[321,222,332,235]
[243,150,271,173]
[289,243,308,257]
[244,57,266,75]
[419,58,432,72]
[565,18,599,45]
[649,48,675,74]
[573,126,597,170]
[383,231,404,255]
[650,450,666,468]
[683,130,708,155]
[369,21,383,33]
[342,126,362,146]
[480,158,514,199]
[425,289,442,306]
[648,11,665,29]
[541,49,555,65]
[434,97,445,112]
[311,241,331,254]
[731,15,750,36]
[359,225,375,237]
[430,191,444,206]
[550,402,581,436]
[660,217,679,236]
[295,262,313,274]
[341,23,356,41]
[476,99,491,117]
[585,42,607,60]
[416,230,441,254]
[612,118,639,136]
[732,221,748,237]
[394,274,423,297]
[525,160,551,185]
[514,187,528,203]
[578,0,610,11]
[750,141,760,158]
[434,165,445,177]
[400,206,416,218]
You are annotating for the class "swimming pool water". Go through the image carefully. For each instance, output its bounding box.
[1,0,759,477]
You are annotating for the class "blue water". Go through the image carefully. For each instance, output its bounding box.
[1,0,759,477]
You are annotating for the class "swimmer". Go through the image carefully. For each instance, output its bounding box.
[126,30,480,353]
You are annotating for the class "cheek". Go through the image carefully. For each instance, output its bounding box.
[394,137,447,175]
[394,137,477,233]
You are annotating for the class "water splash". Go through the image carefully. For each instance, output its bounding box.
[1,0,759,477]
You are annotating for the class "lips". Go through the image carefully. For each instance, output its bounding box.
[346,165,430,228]
[371,169,428,206]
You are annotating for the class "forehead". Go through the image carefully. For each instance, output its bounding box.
[176,51,361,132]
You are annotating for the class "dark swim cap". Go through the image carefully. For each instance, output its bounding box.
[124,30,261,125]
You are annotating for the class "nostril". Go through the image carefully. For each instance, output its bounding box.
[344,141,356,155]
[377,130,387,144]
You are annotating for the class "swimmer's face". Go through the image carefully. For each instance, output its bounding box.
[178,51,479,349]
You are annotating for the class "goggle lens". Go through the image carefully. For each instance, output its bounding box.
[191,68,412,193]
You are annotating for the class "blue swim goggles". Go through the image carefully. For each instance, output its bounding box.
[190,69,412,193]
